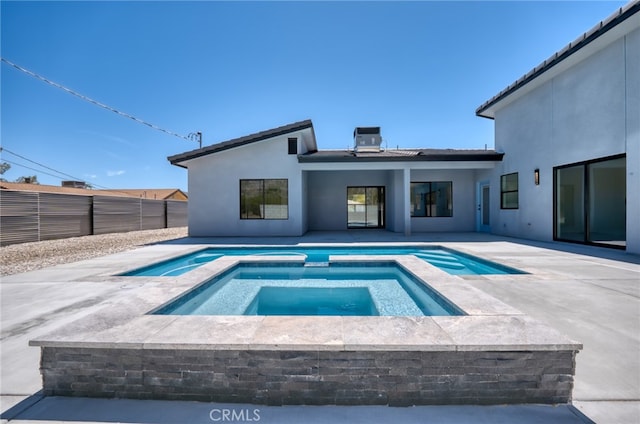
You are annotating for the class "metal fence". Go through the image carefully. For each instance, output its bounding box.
[167,200,188,228]
[0,190,188,246]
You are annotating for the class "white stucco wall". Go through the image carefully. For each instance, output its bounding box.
[185,133,307,237]
[625,27,640,254]
[388,169,407,234]
[306,170,397,231]
[305,168,482,233]
[490,28,639,253]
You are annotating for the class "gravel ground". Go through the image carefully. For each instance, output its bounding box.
[0,227,188,276]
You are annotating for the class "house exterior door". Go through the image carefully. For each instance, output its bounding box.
[347,186,385,229]
[554,154,626,248]
[477,182,490,232]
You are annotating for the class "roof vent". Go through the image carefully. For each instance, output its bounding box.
[354,127,382,153]
[61,180,88,189]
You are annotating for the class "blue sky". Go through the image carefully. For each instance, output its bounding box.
[1,1,627,191]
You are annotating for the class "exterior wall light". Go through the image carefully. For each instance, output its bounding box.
[534,168,540,185]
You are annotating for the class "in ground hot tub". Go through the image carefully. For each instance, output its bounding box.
[152,262,463,317]
[31,255,581,406]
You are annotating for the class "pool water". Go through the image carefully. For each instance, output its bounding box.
[125,246,524,277]
[153,263,464,317]
[247,287,378,316]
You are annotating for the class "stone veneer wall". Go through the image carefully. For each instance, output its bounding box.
[40,347,577,405]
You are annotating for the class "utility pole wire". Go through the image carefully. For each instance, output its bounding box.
[1,57,198,143]
[1,147,95,185]
[2,153,148,197]
[1,147,115,190]
[2,158,85,184]
[2,157,167,198]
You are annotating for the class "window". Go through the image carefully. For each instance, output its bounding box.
[410,182,452,217]
[500,173,519,209]
[240,179,288,219]
[288,138,297,155]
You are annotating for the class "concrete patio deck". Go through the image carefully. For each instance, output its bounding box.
[1,232,638,423]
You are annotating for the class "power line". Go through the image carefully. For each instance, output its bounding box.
[1,158,78,183]
[0,147,124,191]
[0,147,103,186]
[1,157,140,197]
[1,157,161,197]
[1,57,199,143]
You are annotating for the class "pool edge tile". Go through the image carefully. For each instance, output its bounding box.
[142,315,266,350]
[342,316,457,351]
[432,315,583,351]
[249,316,345,351]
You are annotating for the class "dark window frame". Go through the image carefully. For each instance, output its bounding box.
[288,138,297,155]
[239,179,288,220]
[500,173,519,210]
[346,186,385,229]
[410,181,453,218]
[553,153,626,250]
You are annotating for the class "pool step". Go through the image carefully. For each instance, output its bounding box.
[414,253,465,270]
[304,262,330,267]
[193,254,223,263]
[427,260,465,270]
[414,252,458,262]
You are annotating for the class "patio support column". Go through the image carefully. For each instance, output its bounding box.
[403,167,411,236]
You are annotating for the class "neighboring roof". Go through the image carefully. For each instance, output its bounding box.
[0,182,130,197]
[0,182,187,200]
[476,1,640,119]
[298,148,504,163]
[168,119,314,167]
[100,189,188,200]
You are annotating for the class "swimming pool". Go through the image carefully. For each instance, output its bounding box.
[153,262,464,317]
[124,245,524,277]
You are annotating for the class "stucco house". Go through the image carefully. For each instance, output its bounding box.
[169,2,639,254]
[168,121,503,238]
[476,2,639,254]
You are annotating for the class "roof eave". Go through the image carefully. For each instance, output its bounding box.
[168,119,314,167]
[476,2,640,120]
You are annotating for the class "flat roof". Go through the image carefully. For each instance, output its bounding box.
[167,119,502,167]
[298,149,504,163]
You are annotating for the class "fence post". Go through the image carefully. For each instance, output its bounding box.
[162,200,169,228]
[37,192,41,242]
[90,196,95,235]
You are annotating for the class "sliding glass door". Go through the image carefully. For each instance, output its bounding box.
[347,186,385,229]
[555,155,626,248]
[588,157,626,247]
[556,165,585,242]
